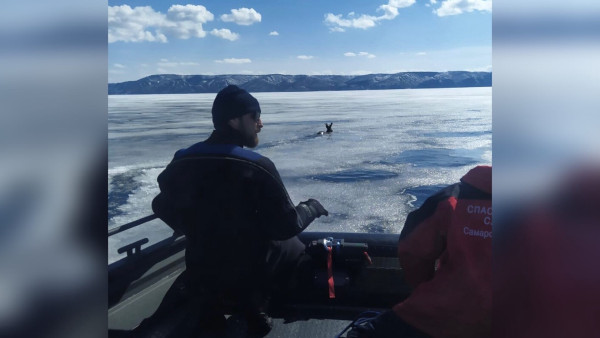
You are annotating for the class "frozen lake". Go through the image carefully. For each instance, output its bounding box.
[108,87,491,263]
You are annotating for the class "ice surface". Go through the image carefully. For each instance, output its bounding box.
[108,88,491,263]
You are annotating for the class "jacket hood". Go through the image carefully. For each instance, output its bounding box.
[461,165,491,195]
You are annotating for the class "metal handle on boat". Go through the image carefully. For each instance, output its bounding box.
[108,214,158,237]
[117,238,149,257]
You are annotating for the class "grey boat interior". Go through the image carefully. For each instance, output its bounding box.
[108,217,411,337]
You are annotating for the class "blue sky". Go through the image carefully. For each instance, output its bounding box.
[108,0,491,83]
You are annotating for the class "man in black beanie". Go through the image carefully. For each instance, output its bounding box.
[151,85,328,336]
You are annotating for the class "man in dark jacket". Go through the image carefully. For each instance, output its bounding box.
[350,165,491,338]
[152,85,329,335]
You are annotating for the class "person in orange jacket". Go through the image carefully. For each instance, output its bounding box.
[350,165,491,338]
[495,166,600,338]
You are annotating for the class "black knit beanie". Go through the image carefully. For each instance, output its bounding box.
[211,85,261,130]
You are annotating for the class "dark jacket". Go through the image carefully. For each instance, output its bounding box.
[152,129,316,289]
[393,165,492,338]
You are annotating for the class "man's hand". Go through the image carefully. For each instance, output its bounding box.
[296,199,329,229]
[301,198,329,218]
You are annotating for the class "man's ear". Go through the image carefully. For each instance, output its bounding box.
[228,117,241,130]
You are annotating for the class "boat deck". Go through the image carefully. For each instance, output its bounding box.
[111,301,378,337]
[108,232,407,338]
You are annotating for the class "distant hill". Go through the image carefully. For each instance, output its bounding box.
[108,71,491,95]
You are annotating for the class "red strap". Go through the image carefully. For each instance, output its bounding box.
[363,251,373,265]
[327,246,335,298]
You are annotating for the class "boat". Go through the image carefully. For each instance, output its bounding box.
[108,215,412,337]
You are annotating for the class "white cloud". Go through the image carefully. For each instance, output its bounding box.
[220,8,262,26]
[108,4,214,43]
[345,51,376,58]
[109,66,127,76]
[416,52,427,55]
[349,70,372,75]
[215,58,252,64]
[269,31,279,36]
[434,0,491,17]
[164,4,214,39]
[153,59,201,75]
[324,13,377,31]
[309,70,334,75]
[210,28,240,41]
[324,0,415,32]
[465,65,492,72]
[157,59,200,67]
[297,55,314,60]
[359,52,376,58]
[377,5,399,20]
[166,4,213,22]
[108,5,168,43]
[388,0,417,7]
[113,63,126,68]
[352,16,379,29]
